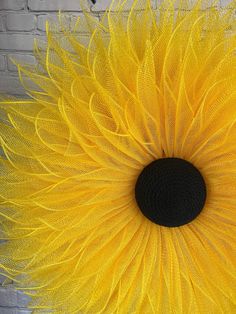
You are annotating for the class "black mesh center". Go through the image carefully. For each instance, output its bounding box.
[135,158,207,227]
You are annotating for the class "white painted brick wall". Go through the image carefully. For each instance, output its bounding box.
[7,54,36,71]
[0,286,17,307]
[28,0,83,11]
[0,74,29,95]
[0,0,26,11]
[37,14,59,31]
[0,0,233,312]
[0,16,4,31]
[0,54,5,70]
[0,33,39,51]
[92,0,156,11]
[0,310,32,314]
[6,14,36,31]
[0,0,104,97]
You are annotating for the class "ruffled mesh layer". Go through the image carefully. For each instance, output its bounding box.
[0,0,236,313]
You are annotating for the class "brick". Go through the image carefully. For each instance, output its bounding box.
[0,309,32,314]
[0,309,17,314]
[0,34,45,51]
[91,0,156,11]
[0,286,17,307]
[17,290,31,307]
[7,54,36,71]
[0,274,8,283]
[0,0,26,11]
[28,0,87,12]
[6,14,35,31]
[0,54,5,70]
[37,14,71,31]
[0,75,32,95]
[38,14,55,31]
[220,0,235,7]
[0,15,4,31]
[38,13,99,33]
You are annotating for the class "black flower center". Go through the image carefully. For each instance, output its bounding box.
[135,158,207,227]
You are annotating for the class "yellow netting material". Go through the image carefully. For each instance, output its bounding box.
[0,0,236,312]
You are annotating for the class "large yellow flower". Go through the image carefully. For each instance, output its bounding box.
[0,0,235,313]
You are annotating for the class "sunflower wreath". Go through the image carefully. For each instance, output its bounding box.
[0,0,236,313]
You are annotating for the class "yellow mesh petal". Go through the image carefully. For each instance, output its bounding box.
[0,0,236,313]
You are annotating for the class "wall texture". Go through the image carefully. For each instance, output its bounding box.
[0,0,233,313]
[0,0,231,96]
[0,0,157,97]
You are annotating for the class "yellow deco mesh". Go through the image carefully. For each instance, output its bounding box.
[0,0,236,313]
